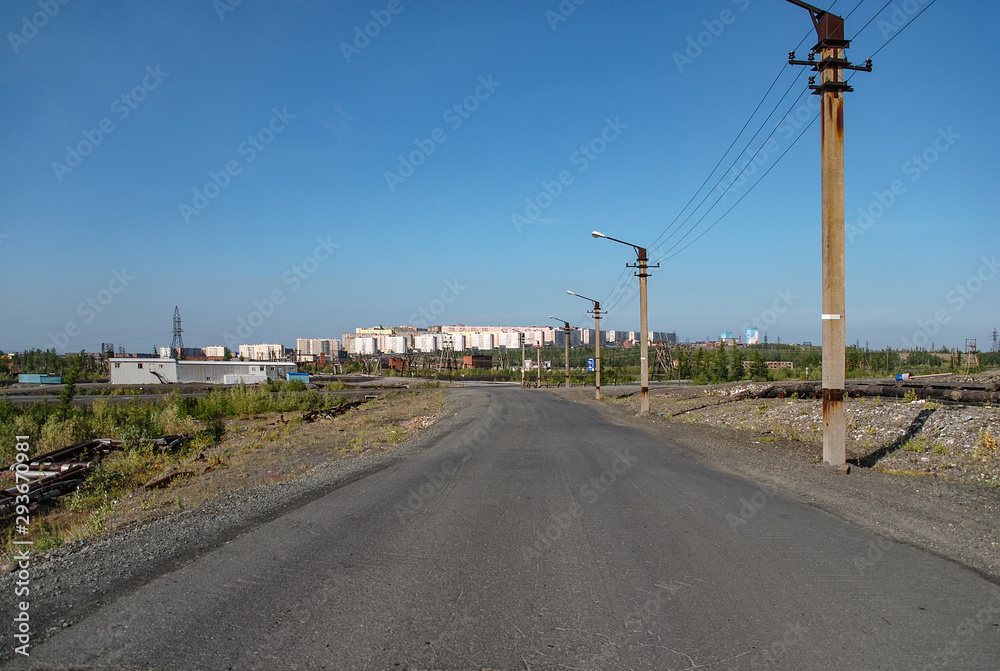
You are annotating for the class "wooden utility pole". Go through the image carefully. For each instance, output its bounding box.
[788,0,871,466]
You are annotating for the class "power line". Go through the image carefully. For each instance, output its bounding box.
[603,0,936,318]
[599,0,933,320]
[640,0,931,267]
[597,16,838,317]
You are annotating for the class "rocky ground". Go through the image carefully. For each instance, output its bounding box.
[650,383,1000,486]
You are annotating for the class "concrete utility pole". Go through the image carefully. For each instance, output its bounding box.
[568,291,602,400]
[550,317,572,388]
[787,0,871,467]
[536,345,541,388]
[521,337,526,387]
[593,231,658,413]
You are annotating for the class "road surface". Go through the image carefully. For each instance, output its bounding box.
[12,388,1000,669]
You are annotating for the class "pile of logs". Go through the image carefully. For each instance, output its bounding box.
[734,380,1000,405]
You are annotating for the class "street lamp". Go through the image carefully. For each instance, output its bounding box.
[592,230,657,413]
[549,316,572,388]
[567,290,602,400]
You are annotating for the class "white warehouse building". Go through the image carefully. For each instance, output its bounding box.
[110,358,297,385]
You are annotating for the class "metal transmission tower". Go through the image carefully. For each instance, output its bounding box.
[438,335,457,379]
[653,343,674,379]
[170,306,185,358]
[964,339,980,375]
[787,0,871,468]
[991,328,999,352]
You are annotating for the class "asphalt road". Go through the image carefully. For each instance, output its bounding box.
[13,389,1000,669]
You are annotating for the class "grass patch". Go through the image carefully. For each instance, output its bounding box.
[1,389,444,555]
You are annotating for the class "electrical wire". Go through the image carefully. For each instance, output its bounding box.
[599,8,854,318]
[602,0,938,318]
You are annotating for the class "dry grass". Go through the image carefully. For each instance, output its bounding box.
[2,390,445,554]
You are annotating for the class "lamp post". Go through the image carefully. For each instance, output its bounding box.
[549,316,572,388]
[592,231,657,413]
[568,290,601,400]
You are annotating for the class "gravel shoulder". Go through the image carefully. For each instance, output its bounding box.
[555,385,1000,586]
[0,388,490,661]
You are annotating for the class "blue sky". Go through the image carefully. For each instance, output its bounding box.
[1,0,996,353]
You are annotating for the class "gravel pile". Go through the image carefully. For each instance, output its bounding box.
[660,394,1000,486]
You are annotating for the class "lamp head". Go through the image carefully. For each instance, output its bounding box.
[566,290,575,296]
[591,231,605,239]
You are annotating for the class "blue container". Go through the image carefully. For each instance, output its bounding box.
[18,374,62,384]
[286,372,310,383]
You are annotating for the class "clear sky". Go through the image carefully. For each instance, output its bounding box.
[1,0,996,353]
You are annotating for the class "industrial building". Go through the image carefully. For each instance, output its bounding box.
[109,358,296,385]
